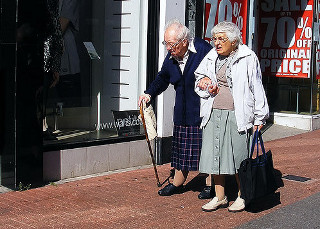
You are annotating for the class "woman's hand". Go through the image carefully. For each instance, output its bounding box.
[197,77,219,96]
[253,124,263,133]
[207,84,219,96]
[197,77,212,90]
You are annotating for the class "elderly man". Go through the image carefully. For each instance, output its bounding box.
[138,19,212,197]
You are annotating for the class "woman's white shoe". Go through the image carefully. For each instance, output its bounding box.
[228,196,245,212]
[202,196,228,212]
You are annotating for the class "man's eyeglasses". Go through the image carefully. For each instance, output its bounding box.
[162,38,185,50]
[211,36,229,44]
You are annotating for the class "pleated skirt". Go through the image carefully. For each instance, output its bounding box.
[171,125,202,171]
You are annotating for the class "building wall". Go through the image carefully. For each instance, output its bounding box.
[43,139,153,181]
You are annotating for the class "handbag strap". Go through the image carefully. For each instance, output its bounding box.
[250,130,267,159]
[258,131,267,156]
[249,130,259,158]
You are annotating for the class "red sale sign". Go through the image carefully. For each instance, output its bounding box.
[258,0,314,78]
[204,0,248,44]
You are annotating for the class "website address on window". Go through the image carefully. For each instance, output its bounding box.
[94,115,143,130]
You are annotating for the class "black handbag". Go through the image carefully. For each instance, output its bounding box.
[239,130,277,203]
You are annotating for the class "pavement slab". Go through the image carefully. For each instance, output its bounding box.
[0,128,319,228]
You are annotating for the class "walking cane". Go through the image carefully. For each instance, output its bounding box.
[139,103,162,187]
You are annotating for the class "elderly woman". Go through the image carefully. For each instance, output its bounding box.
[194,21,269,212]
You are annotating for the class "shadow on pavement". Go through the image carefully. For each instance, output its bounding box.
[245,169,284,213]
[183,168,284,213]
[184,173,208,193]
[183,173,242,201]
[246,192,281,213]
[274,169,284,188]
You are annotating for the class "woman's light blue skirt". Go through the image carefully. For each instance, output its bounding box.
[199,109,251,175]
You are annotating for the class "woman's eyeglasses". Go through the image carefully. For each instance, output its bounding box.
[211,36,229,43]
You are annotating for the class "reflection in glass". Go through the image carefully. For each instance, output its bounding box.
[43,0,148,146]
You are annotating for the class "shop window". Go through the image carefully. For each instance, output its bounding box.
[186,0,204,39]
[43,0,148,147]
[256,0,317,115]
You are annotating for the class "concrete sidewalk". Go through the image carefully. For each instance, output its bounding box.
[236,191,320,229]
[0,126,319,228]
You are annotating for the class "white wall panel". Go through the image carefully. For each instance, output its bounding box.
[96,0,148,124]
[156,0,186,138]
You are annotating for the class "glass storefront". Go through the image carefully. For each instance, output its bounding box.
[0,0,17,188]
[186,0,205,38]
[264,77,318,115]
[201,0,319,116]
[43,0,149,147]
[1,0,153,189]
[255,0,319,115]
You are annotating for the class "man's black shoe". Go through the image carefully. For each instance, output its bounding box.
[158,183,183,196]
[198,186,213,199]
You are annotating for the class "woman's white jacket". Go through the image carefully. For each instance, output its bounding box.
[194,44,269,132]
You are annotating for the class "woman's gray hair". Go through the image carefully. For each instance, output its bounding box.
[211,21,243,45]
[164,19,192,41]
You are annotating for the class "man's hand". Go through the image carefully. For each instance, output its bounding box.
[138,94,151,107]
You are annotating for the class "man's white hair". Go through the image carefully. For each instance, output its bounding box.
[164,19,191,41]
[211,21,243,45]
